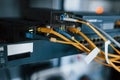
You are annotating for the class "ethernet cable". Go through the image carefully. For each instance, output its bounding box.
[65,18,118,58]
[37,27,71,42]
[50,37,120,60]
[38,27,104,55]
[61,17,120,72]
[68,27,120,58]
[74,16,120,48]
[49,30,111,64]
[61,17,120,54]
[68,27,120,72]
[37,27,118,67]
[54,28,91,52]
[37,27,120,72]
[50,37,112,67]
[54,29,72,40]
[77,20,120,55]
[50,37,83,51]
[37,27,89,52]
[92,24,120,48]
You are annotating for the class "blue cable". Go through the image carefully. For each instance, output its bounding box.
[55,29,72,39]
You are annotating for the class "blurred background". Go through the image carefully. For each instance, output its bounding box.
[0,0,120,80]
[0,0,120,18]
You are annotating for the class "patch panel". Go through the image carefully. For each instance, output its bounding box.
[79,38,104,48]
[114,35,120,41]
[74,13,120,38]
[79,35,120,49]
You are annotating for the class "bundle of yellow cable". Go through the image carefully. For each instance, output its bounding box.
[68,27,120,72]
[62,17,120,54]
[76,20,120,55]
[37,27,120,72]
[62,17,120,72]
[37,27,88,52]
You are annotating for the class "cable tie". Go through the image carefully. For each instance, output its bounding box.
[85,47,100,64]
[105,40,111,64]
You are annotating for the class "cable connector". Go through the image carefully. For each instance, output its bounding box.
[60,14,77,22]
[62,18,77,22]
[37,27,52,33]
[68,27,80,34]
[50,38,57,42]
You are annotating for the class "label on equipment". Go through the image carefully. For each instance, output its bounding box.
[86,19,102,23]
[85,47,100,64]
[7,43,33,56]
[102,23,114,30]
